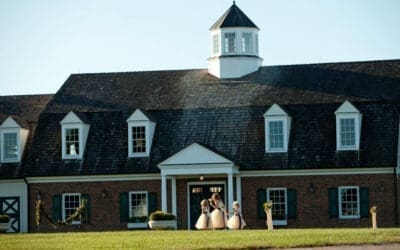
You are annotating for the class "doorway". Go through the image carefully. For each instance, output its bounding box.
[187,182,225,229]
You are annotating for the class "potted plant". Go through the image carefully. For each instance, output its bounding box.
[0,214,10,232]
[148,211,177,230]
[127,216,148,229]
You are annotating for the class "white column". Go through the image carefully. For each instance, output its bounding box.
[227,173,234,213]
[236,175,242,207]
[161,174,167,212]
[171,176,177,215]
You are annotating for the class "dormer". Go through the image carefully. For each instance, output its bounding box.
[208,1,263,78]
[263,104,291,153]
[335,101,362,151]
[60,111,90,160]
[127,109,156,158]
[0,116,29,163]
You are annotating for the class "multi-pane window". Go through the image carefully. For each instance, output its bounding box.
[62,193,81,224]
[339,118,355,147]
[132,126,146,153]
[212,34,220,54]
[268,121,284,150]
[65,128,80,156]
[339,186,360,218]
[241,32,253,53]
[267,188,287,224]
[224,33,236,53]
[130,192,148,218]
[3,132,18,160]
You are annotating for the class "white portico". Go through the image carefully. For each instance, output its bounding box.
[158,143,240,217]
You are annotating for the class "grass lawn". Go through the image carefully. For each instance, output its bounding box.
[1,228,400,249]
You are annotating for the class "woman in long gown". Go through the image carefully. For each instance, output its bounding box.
[195,199,210,230]
[227,201,246,229]
[209,193,227,229]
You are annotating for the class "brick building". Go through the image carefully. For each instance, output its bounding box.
[1,2,400,232]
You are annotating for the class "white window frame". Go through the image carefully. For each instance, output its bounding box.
[266,118,286,152]
[212,34,220,55]
[336,114,360,151]
[61,124,83,160]
[338,186,360,219]
[62,193,81,225]
[128,191,149,228]
[266,187,288,226]
[241,32,253,54]
[128,122,150,157]
[224,32,236,53]
[0,129,20,163]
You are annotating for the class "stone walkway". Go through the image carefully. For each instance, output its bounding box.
[281,243,400,250]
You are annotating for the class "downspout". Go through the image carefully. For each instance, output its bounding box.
[24,177,30,233]
[396,114,400,226]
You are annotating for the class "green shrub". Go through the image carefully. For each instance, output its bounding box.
[0,214,10,223]
[129,216,148,223]
[149,211,176,221]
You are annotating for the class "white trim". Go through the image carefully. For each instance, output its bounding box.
[266,187,288,226]
[239,167,394,177]
[171,177,177,216]
[335,101,362,151]
[264,104,291,153]
[0,129,20,163]
[338,186,360,219]
[128,191,149,218]
[128,122,150,157]
[186,181,226,229]
[62,193,81,225]
[26,173,161,183]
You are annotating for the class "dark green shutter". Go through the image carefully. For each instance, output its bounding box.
[81,194,90,223]
[52,194,62,222]
[148,192,157,214]
[257,189,267,219]
[360,187,369,218]
[329,188,339,218]
[119,192,129,222]
[287,189,297,219]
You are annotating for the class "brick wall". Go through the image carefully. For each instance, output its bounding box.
[241,174,397,228]
[29,173,398,232]
[29,180,161,232]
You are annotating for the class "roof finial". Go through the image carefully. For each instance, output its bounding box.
[233,1,236,5]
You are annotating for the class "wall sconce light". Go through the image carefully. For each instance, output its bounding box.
[36,191,42,200]
[308,183,315,193]
[379,182,385,192]
[199,175,204,181]
[101,189,107,198]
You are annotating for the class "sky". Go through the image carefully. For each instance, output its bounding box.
[1,0,400,95]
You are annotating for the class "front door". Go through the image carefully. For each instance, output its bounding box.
[0,196,20,233]
[188,183,225,229]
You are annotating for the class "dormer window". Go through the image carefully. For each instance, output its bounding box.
[0,117,29,163]
[60,111,90,160]
[127,109,156,158]
[264,104,291,153]
[335,101,362,151]
[224,32,236,53]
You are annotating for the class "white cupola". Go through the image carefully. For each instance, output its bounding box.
[208,1,263,79]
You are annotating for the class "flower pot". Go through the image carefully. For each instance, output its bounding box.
[0,222,10,232]
[148,220,177,230]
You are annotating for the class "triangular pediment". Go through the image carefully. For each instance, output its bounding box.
[335,101,360,114]
[60,111,86,124]
[0,117,21,128]
[263,103,289,117]
[159,143,232,166]
[127,109,150,122]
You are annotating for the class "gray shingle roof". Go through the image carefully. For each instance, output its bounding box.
[0,94,53,179]
[210,2,258,30]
